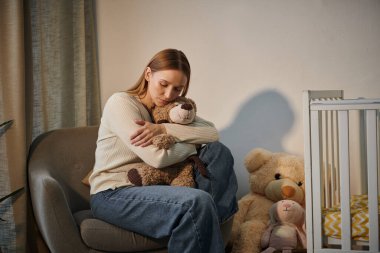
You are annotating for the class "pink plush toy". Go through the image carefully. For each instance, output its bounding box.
[260,200,306,253]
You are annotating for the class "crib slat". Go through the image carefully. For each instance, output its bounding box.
[366,110,379,251]
[330,110,338,206]
[327,111,335,206]
[303,91,315,252]
[311,110,323,249]
[334,111,341,206]
[324,111,331,208]
[338,110,352,250]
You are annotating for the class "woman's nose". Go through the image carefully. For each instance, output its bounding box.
[164,89,175,100]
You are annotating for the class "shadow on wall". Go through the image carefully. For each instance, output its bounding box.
[220,89,295,199]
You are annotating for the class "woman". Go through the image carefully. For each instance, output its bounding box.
[89,48,238,253]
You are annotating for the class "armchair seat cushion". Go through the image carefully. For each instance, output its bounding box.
[74,210,167,252]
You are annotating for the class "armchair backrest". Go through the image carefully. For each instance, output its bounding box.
[28,126,98,213]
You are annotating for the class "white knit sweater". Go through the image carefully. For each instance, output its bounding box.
[89,92,219,194]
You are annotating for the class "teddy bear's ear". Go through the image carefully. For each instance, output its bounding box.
[244,148,273,173]
[186,98,197,112]
[296,227,307,249]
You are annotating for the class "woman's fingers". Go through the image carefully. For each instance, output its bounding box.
[130,127,144,142]
[130,119,145,140]
[134,119,145,126]
[130,120,153,146]
[130,119,165,147]
[132,131,152,146]
[134,136,153,147]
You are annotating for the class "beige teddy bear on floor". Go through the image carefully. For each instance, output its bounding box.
[127,97,207,187]
[229,148,305,253]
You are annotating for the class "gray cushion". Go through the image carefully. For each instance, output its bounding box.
[74,210,168,252]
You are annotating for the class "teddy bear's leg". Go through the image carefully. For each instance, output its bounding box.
[187,155,208,178]
[142,166,173,185]
[127,165,172,186]
[127,167,144,186]
[170,163,195,187]
[229,196,254,246]
[231,220,267,253]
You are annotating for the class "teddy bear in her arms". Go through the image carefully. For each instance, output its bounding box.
[127,97,207,187]
[260,199,306,253]
[229,148,305,253]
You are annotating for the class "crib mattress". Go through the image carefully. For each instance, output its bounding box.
[323,195,380,241]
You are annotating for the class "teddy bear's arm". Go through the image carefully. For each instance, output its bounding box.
[152,134,176,150]
[230,195,255,243]
[234,195,255,225]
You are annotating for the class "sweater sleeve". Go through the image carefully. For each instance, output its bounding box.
[162,116,219,144]
[102,93,197,168]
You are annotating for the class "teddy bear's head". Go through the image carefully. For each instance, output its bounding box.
[244,148,305,205]
[152,97,197,125]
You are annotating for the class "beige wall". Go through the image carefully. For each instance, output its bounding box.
[96,0,380,197]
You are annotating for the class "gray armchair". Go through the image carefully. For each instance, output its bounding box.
[28,126,233,253]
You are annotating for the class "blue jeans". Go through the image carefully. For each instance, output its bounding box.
[90,141,238,253]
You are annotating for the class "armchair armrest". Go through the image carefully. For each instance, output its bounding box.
[29,173,88,253]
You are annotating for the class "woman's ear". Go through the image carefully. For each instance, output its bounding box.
[145,67,152,81]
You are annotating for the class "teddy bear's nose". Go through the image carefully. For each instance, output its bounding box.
[281,185,295,198]
[283,202,291,209]
[181,103,193,111]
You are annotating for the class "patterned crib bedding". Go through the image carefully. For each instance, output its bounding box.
[323,195,380,241]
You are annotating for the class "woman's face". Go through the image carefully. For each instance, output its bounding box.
[145,67,187,107]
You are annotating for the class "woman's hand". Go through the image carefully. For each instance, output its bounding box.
[130,119,166,147]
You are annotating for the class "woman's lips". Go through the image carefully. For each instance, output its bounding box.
[157,98,169,106]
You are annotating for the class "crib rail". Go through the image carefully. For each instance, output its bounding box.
[303,90,380,253]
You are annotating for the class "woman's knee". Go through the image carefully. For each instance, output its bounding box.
[207,141,230,153]
[203,141,234,162]
[182,189,215,210]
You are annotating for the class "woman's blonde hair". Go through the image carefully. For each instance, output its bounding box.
[127,49,191,97]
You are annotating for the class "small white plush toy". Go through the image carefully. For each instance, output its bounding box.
[260,200,306,253]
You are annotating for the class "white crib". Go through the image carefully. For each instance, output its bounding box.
[303,90,380,253]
